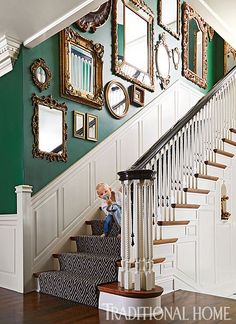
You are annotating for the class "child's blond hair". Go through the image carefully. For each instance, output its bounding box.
[96,182,110,191]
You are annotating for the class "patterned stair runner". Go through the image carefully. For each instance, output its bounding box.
[38,220,121,307]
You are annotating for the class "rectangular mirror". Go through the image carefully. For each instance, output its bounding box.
[32,95,67,162]
[112,0,154,91]
[158,0,180,39]
[224,42,236,75]
[86,113,98,141]
[60,27,104,109]
[74,111,85,139]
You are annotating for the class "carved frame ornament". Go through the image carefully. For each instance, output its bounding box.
[224,42,236,75]
[112,0,155,92]
[30,58,52,91]
[182,2,208,89]
[155,33,171,90]
[32,94,68,162]
[76,1,111,33]
[60,27,104,109]
[158,0,180,39]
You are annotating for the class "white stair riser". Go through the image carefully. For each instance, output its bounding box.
[206,165,224,178]
[155,277,174,294]
[186,192,208,205]
[160,226,187,240]
[215,154,232,166]
[197,178,216,190]
[174,208,198,221]
[223,142,236,154]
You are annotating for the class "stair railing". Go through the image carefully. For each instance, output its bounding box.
[118,67,236,291]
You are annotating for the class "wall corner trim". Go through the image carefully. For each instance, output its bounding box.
[0,35,21,78]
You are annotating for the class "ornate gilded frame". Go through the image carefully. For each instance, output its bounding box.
[32,94,68,162]
[30,58,52,91]
[86,113,98,141]
[172,47,180,70]
[60,27,104,109]
[155,33,171,89]
[158,0,180,39]
[182,2,208,89]
[224,42,236,75]
[76,1,111,33]
[112,0,155,92]
[105,80,130,119]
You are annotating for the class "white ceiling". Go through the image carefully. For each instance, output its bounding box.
[187,0,236,48]
[0,0,106,48]
[0,0,236,49]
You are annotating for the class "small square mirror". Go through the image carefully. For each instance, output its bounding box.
[73,111,85,139]
[86,113,98,141]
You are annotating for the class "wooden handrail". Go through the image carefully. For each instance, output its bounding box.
[130,67,236,170]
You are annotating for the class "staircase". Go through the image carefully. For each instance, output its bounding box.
[34,67,236,313]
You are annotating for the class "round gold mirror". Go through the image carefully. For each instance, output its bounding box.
[105,81,130,119]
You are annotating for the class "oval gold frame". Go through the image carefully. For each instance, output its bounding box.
[105,81,130,119]
[31,58,52,92]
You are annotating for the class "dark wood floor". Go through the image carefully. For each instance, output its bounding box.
[1,287,236,323]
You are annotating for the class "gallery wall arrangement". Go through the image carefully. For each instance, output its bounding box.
[0,0,230,213]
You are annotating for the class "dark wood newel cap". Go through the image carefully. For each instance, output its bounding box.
[117,169,156,181]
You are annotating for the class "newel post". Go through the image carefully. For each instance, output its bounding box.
[15,185,33,292]
[118,169,156,291]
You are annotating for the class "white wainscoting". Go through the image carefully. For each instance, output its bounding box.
[1,79,203,292]
[0,215,23,292]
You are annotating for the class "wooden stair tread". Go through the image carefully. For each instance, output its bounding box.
[97,282,163,298]
[116,257,166,268]
[194,173,219,181]
[184,188,210,194]
[230,128,236,134]
[213,148,234,158]
[158,220,190,226]
[171,203,200,209]
[222,138,236,146]
[204,160,227,169]
[153,238,178,245]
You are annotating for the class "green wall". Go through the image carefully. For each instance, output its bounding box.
[0,0,225,213]
[0,51,24,213]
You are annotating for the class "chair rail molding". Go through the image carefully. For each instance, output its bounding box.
[0,35,21,77]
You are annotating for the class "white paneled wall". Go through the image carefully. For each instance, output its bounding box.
[0,79,203,292]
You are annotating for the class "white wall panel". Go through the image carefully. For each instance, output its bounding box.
[120,123,140,171]
[215,224,231,283]
[142,107,159,153]
[35,192,58,256]
[63,164,90,229]
[94,142,117,186]
[0,226,15,273]
[176,241,196,281]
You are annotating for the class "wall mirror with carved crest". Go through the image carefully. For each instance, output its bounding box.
[155,33,171,89]
[60,27,104,109]
[182,3,208,89]
[158,0,180,39]
[32,95,68,162]
[112,0,154,91]
[31,58,52,91]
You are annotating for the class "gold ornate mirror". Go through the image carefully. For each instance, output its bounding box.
[112,0,154,91]
[158,0,180,39]
[182,3,208,89]
[32,95,68,162]
[105,80,130,118]
[31,58,52,91]
[155,33,171,89]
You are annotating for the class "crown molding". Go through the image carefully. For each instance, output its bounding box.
[0,35,21,77]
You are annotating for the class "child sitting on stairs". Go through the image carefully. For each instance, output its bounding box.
[96,182,122,237]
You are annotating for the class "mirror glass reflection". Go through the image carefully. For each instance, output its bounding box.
[157,45,170,78]
[114,0,154,91]
[188,18,203,78]
[87,114,98,141]
[161,0,178,35]
[36,67,46,84]
[105,81,129,119]
[74,112,85,139]
[38,104,63,153]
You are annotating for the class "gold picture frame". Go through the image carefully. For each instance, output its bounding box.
[86,113,98,141]
[73,111,86,139]
[60,27,104,109]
